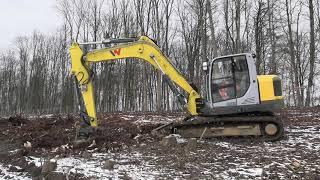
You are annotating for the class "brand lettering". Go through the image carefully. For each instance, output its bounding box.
[113,48,121,56]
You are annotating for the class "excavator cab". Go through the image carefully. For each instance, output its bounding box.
[203,53,284,116]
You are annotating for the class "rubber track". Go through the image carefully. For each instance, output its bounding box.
[156,115,284,141]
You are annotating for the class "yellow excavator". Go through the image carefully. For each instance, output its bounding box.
[69,36,284,142]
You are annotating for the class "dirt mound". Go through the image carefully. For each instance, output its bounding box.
[4,115,75,149]
[94,117,158,150]
[8,115,30,126]
[1,113,163,152]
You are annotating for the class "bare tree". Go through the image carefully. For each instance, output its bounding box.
[254,1,267,74]
[285,0,301,106]
[206,0,218,57]
[306,0,316,106]
[267,0,277,74]
[235,0,241,53]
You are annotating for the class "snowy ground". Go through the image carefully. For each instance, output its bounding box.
[0,164,30,180]
[19,125,320,179]
[0,108,319,179]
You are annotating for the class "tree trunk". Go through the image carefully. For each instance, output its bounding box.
[207,0,217,57]
[235,0,241,53]
[267,0,277,74]
[285,0,301,106]
[305,0,316,106]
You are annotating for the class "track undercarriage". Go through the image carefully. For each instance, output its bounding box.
[152,113,284,141]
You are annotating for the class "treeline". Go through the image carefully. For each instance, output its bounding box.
[0,0,319,115]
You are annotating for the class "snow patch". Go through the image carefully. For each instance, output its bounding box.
[0,163,31,180]
[26,152,170,179]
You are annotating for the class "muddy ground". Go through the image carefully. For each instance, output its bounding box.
[0,108,319,179]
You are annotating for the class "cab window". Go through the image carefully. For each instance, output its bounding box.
[211,58,235,102]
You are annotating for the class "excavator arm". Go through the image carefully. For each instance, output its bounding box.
[69,36,201,127]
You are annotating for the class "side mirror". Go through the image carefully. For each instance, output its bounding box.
[202,61,208,71]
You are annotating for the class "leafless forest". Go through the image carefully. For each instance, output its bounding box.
[0,0,319,115]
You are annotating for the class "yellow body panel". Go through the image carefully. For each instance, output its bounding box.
[257,75,283,102]
[69,36,200,127]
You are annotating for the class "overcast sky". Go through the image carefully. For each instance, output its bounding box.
[0,0,62,50]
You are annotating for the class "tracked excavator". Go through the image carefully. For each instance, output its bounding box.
[69,36,284,143]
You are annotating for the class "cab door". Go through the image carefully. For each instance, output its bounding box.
[210,57,237,107]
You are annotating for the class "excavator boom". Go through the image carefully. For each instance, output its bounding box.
[69,36,201,127]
